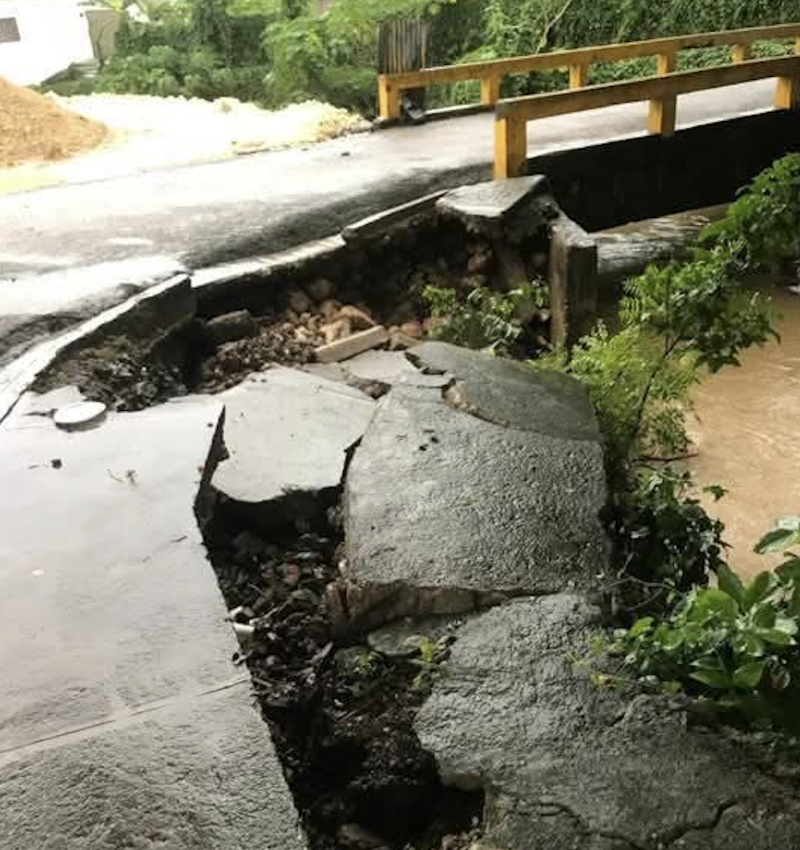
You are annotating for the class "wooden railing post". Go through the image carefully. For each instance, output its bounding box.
[732,44,750,63]
[775,75,800,109]
[481,75,500,106]
[569,63,588,89]
[494,113,527,180]
[648,51,677,136]
[378,75,402,120]
[775,37,800,110]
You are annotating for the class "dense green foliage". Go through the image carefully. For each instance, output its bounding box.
[84,0,800,112]
[701,152,800,273]
[610,469,727,609]
[93,1,269,100]
[422,282,546,354]
[92,0,450,108]
[607,520,800,729]
[581,156,800,732]
[552,156,795,473]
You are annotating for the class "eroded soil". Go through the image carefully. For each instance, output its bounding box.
[202,497,483,850]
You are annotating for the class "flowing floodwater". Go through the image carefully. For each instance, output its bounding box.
[690,282,800,578]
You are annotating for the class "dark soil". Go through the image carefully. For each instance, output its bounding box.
[202,497,483,850]
[194,312,318,394]
[34,333,191,412]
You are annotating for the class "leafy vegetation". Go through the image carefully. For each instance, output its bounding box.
[549,156,794,474]
[610,469,727,611]
[352,649,384,680]
[701,152,800,274]
[92,0,269,101]
[80,0,800,112]
[410,636,450,694]
[604,519,800,729]
[574,156,800,733]
[90,0,456,109]
[422,281,547,354]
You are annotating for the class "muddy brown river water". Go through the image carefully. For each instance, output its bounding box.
[690,282,800,578]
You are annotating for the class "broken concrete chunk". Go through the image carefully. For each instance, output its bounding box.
[342,350,453,391]
[0,397,231,752]
[342,350,421,385]
[212,367,374,505]
[204,309,258,346]
[315,326,389,364]
[436,176,552,239]
[341,190,447,244]
[302,362,349,384]
[10,385,86,422]
[344,380,608,627]
[416,594,800,850]
[53,400,107,430]
[549,215,599,348]
[337,305,375,330]
[398,321,423,340]
[388,330,420,351]
[409,341,600,441]
[0,688,308,850]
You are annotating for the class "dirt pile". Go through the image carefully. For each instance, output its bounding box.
[0,76,107,167]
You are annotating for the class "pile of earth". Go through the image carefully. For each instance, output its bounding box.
[0,76,107,167]
[54,94,370,155]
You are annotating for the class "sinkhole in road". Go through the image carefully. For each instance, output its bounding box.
[201,487,484,850]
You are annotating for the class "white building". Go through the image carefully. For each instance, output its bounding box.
[0,0,95,86]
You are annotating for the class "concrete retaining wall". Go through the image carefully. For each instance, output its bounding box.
[528,110,800,231]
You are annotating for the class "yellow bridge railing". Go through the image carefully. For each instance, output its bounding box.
[495,54,800,178]
[377,23,800,179]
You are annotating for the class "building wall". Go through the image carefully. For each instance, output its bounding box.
[0,0,94,86]
[85,9,121,66]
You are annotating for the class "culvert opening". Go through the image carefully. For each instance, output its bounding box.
[202,490,485,850]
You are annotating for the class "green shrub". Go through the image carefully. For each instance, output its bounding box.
[426,1,800,107]
[423,282,547,354]
[606,518,800,729]
[93,0,270,103]
[610,469,727,608]
[96,44,267,101]
[701,152,800,274]
[549,152,795,473]
[577,155,800,733]
[315,65,376,112]
[553,323,698,467]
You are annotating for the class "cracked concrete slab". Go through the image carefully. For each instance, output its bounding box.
[436,176,552,239]
[341,350,423,385]
[0,274,195,424]
[305,351,453,394]
[212,367,375,505]
[0,396,231,750]
[0,686,306,850]
[0,393,307,848]
[409,342,600,441]
[344,360,608,624]
[416,595,800,850]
